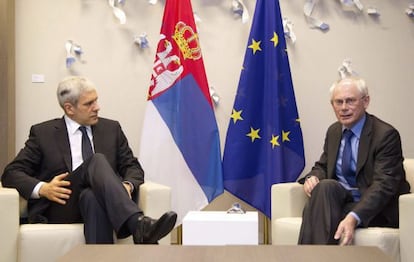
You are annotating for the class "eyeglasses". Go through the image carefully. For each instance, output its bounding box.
[332,96,366,107]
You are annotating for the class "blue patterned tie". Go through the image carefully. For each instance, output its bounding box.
[79,126,93,161]
[342,129,356,187]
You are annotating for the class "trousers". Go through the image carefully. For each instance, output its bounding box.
[297,179,399,245]
[298,179,354,244]
[44,153,142,243]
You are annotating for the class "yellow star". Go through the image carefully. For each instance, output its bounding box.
[247,127,261,142]
[282,130,291,142]
[230,109,243,124]
[270,32,279,47]
[248,39,262,54]
[270,135,280,149]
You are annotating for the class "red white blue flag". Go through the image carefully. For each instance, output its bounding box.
[139,0,223,224]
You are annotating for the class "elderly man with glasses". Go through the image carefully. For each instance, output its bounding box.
[297,77,410,245]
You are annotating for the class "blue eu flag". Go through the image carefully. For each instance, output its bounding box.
[223,0,305,217]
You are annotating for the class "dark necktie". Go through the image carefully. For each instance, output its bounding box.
[79,126,93,161]
[342,129,356,187]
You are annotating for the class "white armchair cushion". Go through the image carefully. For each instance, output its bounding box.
[399,193,414,262]
[0,181,172,262]
[272,217,400,262]
[271,182,306,220]
[271,158,414,262]
[19,224,85,262]
[0,187,19,262]
[353,227,399,262]
[272,217,302,245]
[271,183,402,261]
[139,181,171,219]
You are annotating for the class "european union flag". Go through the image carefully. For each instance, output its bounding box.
[223,0,305,218]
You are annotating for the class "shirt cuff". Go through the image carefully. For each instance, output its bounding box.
[349,211,361,226]
[31,181,45,199]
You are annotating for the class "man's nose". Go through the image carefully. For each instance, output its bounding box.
[93,102,100,111]
[340,102,349,110]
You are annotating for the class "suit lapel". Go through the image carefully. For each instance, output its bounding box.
[328,123,343,178]
[54,118,73,172]
[91,119,103,153]
[356,114,372,175]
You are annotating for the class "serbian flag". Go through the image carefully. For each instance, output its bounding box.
[139,0,223,224]
[222,0,305,218]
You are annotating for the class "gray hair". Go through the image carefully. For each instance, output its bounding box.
[329,77,369,99]
[57,76,96,108]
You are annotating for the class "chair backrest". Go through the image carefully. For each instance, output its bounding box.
[404,158,414,190]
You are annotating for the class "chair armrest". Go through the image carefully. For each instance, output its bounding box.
[0,187,20,262]
[139,182,171,218]
[399,193,414,262]
[271,182,307,220]
[139,182,172,245]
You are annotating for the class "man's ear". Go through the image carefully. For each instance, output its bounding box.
[363,95,370,109]
[63,102,75,116]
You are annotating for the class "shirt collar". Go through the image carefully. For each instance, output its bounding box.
[64,115,91,135]
[342,113,366,139]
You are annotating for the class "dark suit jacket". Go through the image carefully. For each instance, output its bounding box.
[298,113,410,227]
[1,117,144,220]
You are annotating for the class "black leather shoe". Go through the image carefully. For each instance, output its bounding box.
[133,211,177,244]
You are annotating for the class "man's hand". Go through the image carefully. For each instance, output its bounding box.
[334,214,358,245]
[123,182,132,199]
[303,176,319,197]
[39,172,71,205]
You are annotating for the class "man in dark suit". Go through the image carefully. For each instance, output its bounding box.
[298,77,410,245]
[1,76,177,244]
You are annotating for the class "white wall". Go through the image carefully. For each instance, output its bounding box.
[15,0,414,216]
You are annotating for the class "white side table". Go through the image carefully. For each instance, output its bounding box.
[182,211,258,245]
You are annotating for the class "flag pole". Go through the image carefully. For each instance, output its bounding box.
[263,215,270,244]
[176,225,183,244]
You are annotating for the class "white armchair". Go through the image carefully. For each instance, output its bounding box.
[271,159,414,262]
[0,181,172,262]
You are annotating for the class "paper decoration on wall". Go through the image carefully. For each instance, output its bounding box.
[209,86,220,106]
[108,0,126,24]
[406,3,414,18]
[134,33,149,49]
[339,1,382,18]
[338,58,359,79]
[283,18,297,43]
[366,7,380,16]
[194,12,202,23]
[304,0,329,31]
[339,0,364,11]
[231,0,250,24]
[65,40,84,68]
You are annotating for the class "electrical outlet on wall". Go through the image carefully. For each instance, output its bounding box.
[31,74,45,83]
